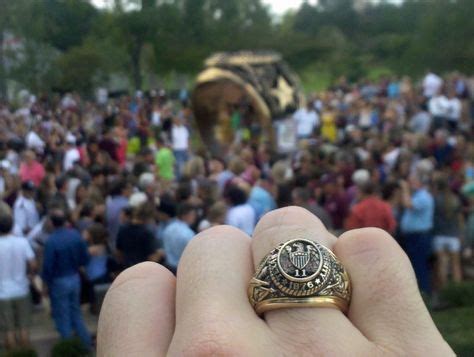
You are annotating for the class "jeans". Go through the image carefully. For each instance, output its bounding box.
[404,231,432,294]
[49,274,92,348]
[173,149,188,178]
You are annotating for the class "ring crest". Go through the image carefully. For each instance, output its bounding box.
[249,238,351,315]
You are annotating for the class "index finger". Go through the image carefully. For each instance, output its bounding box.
[97,263,176,357]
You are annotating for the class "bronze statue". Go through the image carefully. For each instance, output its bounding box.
[192,51,304,153]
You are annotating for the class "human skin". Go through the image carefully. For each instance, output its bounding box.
[97,206,454,356]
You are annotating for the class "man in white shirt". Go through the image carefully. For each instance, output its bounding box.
[428,92,449,131]
[26,128,45,155]
[63,134,81,171]
[13,182,40,237]
[445,89,462,132]
[423,71,443,98]
[0,208,37,349]
[293,102,319,140]
[171,117,190,178]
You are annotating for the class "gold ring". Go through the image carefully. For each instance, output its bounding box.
[248,238,351,315]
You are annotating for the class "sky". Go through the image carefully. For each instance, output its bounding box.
[91,0,318,14]
[91,0,402,15]
[262,0,318,15]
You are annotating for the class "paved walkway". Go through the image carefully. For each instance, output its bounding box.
[1,301,98,357]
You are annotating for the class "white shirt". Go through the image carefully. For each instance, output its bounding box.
[0,176,5,197]
[13,195,40,236]
[293,108,319,137]
[226,204,256,236]
[445,97,462,121]
[423,73,443,97]
[0,235,35,300]
[151,110,161,126]
[429,95,449,117]
[172,125,189,151]
[63,147,81,171]
[26,131,45,153]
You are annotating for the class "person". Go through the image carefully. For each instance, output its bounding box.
[171,117,190,178]
[428,91,448,131]
[12,181,40,237]
[115,201,159,270]
[83,223,110,307]
[248,176,277,221]
[162,203,196,273]
[42,209,92,349]
[321,174,349,233]
[208,157,234,193]
[155,197,177,252]
[432,176,463,290]
[225,184,256,236]
[0,208,36,350]
[293,101,319,140]
[155,138,175,181]
[19,150,45,187]
[400,174,434,294]
[197,201,228,232]
[409,104,432,135]
[292,186,333,230]
[445,88,462,133]
[345,181,397,234]
[105,179,132,249]
[63,134,81,172]
[97,207,454,356]
[423,71,443,98]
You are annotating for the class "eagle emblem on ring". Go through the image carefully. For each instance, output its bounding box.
[286,243,311,270]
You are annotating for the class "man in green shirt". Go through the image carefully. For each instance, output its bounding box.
[155,139,175,181]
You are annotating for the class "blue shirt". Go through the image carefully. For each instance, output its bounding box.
[401,188,434,233]
[248,186,277,221]
[163,219,195,270]
[42,228,90,285]
[106,195,129,248]
[85,254,108,281]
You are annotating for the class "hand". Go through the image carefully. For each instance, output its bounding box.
[97,207,453,356]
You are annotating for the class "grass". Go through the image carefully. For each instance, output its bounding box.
[431,282,474,356]
[432,306,474,356]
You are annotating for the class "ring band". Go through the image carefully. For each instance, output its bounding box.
[248,238,351,315]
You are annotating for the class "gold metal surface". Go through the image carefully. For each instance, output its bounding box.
[248,239,352,315]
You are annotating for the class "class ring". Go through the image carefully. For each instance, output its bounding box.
[248,238,352,315]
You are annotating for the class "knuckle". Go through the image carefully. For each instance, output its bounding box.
[337,228,417,297]
[257,206,313,229]
[108,262,171,293]
[179,330,244,357]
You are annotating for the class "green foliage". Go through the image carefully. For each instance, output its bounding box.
[55,43,104,95]
[51,338,90,357]
[1,0,473,96]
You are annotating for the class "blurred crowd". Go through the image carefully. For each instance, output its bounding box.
[1,71,474,351]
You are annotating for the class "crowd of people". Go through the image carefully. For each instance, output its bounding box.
[0,71,473,351]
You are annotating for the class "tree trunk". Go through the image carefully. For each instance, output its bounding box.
[131,41,142,90]
[0,30,7,100]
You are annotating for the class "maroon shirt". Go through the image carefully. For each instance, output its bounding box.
[324,193,349,230]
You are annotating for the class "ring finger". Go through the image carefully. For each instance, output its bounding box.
[251,206,370,355]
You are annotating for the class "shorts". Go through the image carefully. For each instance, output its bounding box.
[0,295,31,332]
[432,235,461,253]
